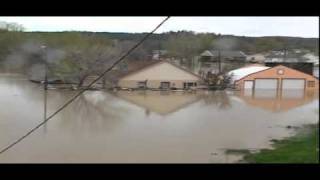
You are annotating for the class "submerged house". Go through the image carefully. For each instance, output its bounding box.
[235,65,319,91]
[117,60,204,90]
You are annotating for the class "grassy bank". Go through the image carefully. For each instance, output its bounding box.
[243,124,319,163]
[226,124,319,163]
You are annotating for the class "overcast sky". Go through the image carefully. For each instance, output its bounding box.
[0,16,318,38]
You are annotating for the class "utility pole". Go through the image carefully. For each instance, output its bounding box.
[41,45,47,134]
[283,46,287,61]
[158,33,161,61]
[218,49,221,74]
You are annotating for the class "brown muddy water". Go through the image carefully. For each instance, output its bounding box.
[0,74,318,163]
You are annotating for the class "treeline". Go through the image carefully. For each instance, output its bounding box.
[96,31,319,55]
[0,22,318,86]
[1,29,318,64]
[31,30,319,56]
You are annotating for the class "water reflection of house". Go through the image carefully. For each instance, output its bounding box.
[114,90,203,115]
[234,89,318,112]
[198,90,232,109]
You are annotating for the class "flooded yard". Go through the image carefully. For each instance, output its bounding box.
[0,74,318,163]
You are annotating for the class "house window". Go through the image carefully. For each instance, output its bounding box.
[202,63,212,67]
[160,82,170,89]
[137,81,147,88]
[307,81,315,87]
[184,82,197,89]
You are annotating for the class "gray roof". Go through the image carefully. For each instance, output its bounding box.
[265,56,310,63]
[201,50,247,58]
[264,50,316,63]
[152,50,168,54]
[264,58,306,63]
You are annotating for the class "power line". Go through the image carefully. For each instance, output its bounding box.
[0,16,170,155]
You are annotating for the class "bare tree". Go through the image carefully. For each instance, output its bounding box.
[60,40,122,87]
[0,21,25,32]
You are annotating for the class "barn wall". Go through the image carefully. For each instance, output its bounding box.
[235,65,319,90]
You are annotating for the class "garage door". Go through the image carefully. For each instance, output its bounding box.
[255,79,278,89]
[282,79,305,89]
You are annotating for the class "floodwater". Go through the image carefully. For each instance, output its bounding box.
[0,74,318,163]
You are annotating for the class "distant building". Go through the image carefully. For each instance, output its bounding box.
[303,53,319,63]
[264,50,308,63]
[264,51,314,75]
[198,50,247,76]
[303,53,319,78]
[246,53,266,64]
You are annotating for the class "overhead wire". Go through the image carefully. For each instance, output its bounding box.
[0,16,170,155]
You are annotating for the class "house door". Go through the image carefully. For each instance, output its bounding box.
[160,82,170,89]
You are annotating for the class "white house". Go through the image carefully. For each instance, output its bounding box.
[303,53,319,78]
[117,60,203,89]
